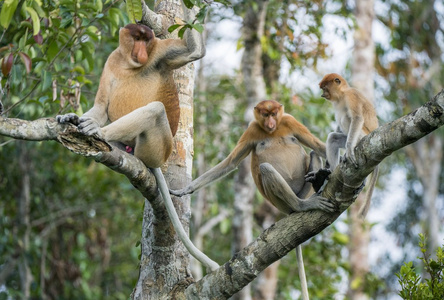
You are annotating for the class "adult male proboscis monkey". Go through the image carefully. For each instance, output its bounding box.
[171,100,336,299]
[318,73,379,218]
[57,21,219,271]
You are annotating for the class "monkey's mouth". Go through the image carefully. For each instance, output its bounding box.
[321,91,330,99]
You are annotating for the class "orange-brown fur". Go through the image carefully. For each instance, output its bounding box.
[171,100,334,215]
[57,23,204,168]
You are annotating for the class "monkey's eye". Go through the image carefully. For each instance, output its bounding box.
[271,113,276,117]
[334,78,341,84]
[263,113,269,117]
[135,36,140,41]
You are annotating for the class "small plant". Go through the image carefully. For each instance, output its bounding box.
[396,234,444,300]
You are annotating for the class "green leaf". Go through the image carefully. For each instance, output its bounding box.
[214,0,231,6]
[178,26,188,39]
[192,23,204,33]
[332,232,349,245]
[126,0,142,23]
[41,70,52,92]
[25,6,41,36]
[168,24,182,33]
[0,0,20,29]
[183,0,194,9]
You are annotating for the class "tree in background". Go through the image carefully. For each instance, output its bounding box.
[348,0,374,299]
[375,0,444,276]
[0,1,142,298]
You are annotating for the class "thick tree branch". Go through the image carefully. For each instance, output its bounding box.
[182,90,444,299]
[0,117,159,199]
[1,90,443,299]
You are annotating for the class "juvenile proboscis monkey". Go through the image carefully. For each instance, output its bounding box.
[318,73,379,218]
[57,22,219,271]
[171,100,335,299]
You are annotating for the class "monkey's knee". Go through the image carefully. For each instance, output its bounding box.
[146,101,167,116]
[259,162,276,176]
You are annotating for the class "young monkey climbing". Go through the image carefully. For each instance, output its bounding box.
[318,73,379,218]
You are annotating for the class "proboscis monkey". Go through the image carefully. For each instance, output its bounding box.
[318,73,379,218]
[171,100,335,299]
[57,22,219,271]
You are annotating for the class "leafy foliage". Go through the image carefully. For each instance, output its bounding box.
[0,1,143,299]
[396,234,444,300]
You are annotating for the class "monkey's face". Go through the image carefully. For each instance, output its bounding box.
[254,101,283,134]
[320,85,331,100]
[120,24,154,67]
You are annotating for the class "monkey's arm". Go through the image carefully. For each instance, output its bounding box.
[345,100,365,167]
[170,139,254,197]
[159,26,205,69]
[288,118,326,158]
[75,70,114,137]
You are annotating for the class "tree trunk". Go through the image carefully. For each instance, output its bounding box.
[131,1,197,298]
[349,0,374,299]
[232,2,269,299]
[405,136,443,254]
[17,141,33,298]
[403,0,442,255]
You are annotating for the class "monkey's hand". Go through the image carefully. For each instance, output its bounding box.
[77,116,104,139]
[305,168,331,193]
[56,113,80,126]
[306,193,336,213]
[169,187,193,197]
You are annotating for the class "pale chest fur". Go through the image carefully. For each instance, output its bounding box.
[333,101,351,134]
[252,135,308,188]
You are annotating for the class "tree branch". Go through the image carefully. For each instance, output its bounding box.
[0,117,159,199]
[182,90,444,299]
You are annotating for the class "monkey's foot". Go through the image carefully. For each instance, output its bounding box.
[305,168,331,193]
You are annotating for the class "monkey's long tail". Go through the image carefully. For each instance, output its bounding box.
[296,245,310,300]
[358,166,379,218]
[152,167,220,272]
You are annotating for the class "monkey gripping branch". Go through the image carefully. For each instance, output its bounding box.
[0,90,444,299]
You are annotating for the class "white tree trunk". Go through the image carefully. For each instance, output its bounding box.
[349,0,374,299]
[132,1,197,298]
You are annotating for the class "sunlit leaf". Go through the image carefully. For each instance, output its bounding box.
[126,0,142,23]
[18,52,32,73]
[0,0,20,29]
[25,7,41,36]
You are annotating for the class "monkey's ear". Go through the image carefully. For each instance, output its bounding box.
[334,78,341,84]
